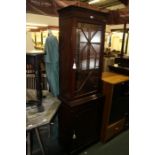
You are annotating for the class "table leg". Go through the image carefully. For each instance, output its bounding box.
[48,124,51,138]
[35,128,45,155]
[27,131,31,155]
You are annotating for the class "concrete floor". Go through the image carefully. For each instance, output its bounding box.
[79,130,129,155]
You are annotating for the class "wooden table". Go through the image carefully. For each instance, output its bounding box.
[102,72,129,84]
[26,93,61,155]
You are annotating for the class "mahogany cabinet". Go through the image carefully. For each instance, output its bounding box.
[58,6,107,154]
[100,72,129,143]
[58,95,104,154]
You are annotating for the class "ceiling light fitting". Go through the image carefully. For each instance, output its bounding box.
[88,0,100,4]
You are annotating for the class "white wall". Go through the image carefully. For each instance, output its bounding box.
[26,13,59,26]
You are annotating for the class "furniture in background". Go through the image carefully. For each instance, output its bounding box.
[26,52,60,155]
[26,53,45,112]
[108,57,129,75]
[103,57,115,72]
[108,65,129,75]
[100,72,129,143]
[58,6,107,154]
[115,57,129,68]
[26,94,61,155]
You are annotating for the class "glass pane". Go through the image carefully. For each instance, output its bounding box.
[75,22,102,95]
[80,31,88,42]
[91,31,101,43]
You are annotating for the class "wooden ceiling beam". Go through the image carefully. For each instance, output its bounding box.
[98,1,122,9]
[119,0,129,6]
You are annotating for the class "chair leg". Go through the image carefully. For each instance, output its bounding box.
[35,128,45,155]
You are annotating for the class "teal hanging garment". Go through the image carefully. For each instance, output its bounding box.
[44,34,59,97]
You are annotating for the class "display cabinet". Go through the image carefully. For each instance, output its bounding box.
[59,6,107,101]
[100,72,129,143]
[58,6,107,154]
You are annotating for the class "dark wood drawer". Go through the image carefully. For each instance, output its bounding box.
[105,118,125,141]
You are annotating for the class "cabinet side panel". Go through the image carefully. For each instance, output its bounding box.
[59,18,74,99]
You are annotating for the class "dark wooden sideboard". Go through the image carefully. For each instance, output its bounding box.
[100,72,129,143]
